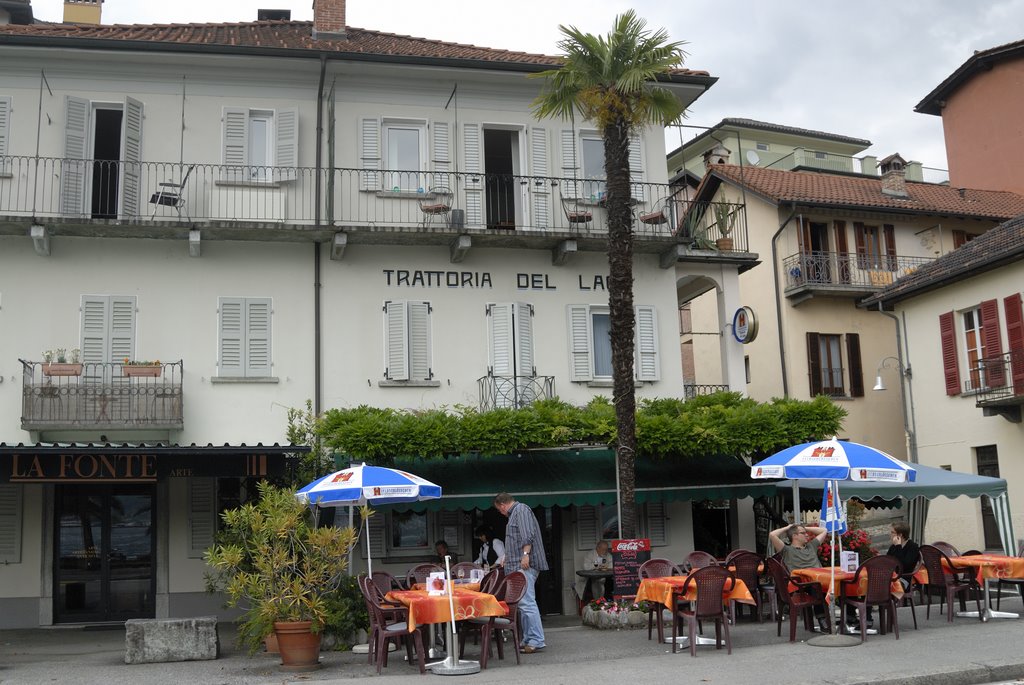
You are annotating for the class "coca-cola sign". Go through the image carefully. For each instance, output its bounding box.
[611,539,651,553]
[611,538,652,599]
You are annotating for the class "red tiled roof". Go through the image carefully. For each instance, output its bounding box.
[0,20,712,77]
[705,164,1024,220]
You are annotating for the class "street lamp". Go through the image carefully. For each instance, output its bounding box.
[872,356,910,392]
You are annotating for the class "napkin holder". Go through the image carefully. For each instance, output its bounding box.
[841,551,859,573]
[426,572,448,595]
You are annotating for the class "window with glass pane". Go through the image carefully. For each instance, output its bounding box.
[860,225,884,269]
[385,125,422,191]
[248,112,272,180]
[591,310,612,378]
[962,308,985,390]
[581,136,605,199]
[818,334,844,395]
[390,510,429,550]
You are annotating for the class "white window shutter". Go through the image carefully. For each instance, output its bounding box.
[359,117,381,191]
[462,123,483,227]
[384,301,410,380]
[0,96,10,158]
[408,301,432,381]
[629,136,646,201]
[188,478,217,559]
[529,126,550,228]
[515,302,535,377]
[362,510,387,558]
[61,95,89,216]
[222,107,249,179]
[120,96,144,218]
[634,305,660,381]
[0,485,23,564]
[245,297,272,377]
[275,107,298,181]
[218,297,245,378]
[487,303,514,376]
[80,295,109,366]
[560,129,580,199]
[109,296,136,365]
[567,304,593,382]
[432,121,451,175]
[576,505,599,550]
[642,502,668,547]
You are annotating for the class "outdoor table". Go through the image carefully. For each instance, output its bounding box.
[948,554,1024,621]
[790,566,903,599]
[576,568,614,602]
[635,574,753,649]
[412,581,481,593]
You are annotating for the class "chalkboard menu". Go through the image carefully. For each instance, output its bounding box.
[611,538,651,598]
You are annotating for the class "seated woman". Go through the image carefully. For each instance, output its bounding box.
[434,539,457,565]
[473,525,505,570]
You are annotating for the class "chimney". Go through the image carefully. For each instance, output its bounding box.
[63,0,102,25]
[313,0,346,40]
[702,142,731,167]
[879,153,909,199]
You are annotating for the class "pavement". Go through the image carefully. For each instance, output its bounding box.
[3,605,1024,685]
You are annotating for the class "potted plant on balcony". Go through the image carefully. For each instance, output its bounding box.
[41,348,83,377]
[712,202,737,251]
[204,482,360,670]
[122,358,162,377]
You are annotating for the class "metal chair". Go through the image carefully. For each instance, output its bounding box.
[638,195,675,228]
[919,544,982,622]
[149,164,194,220]
[671,565,734,657]
[839,555,902,640]
[560,196,593,226]
[418,186,453,228]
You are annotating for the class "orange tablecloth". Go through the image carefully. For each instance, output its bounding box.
[791,567,903,598]
[384,589,506,631]
[914,555,1024,585]
[635,575,753,609]
[412,581,481,592]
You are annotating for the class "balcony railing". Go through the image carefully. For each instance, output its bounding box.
[971,350,1024,408]
[783,251,934,294]
[20,360,184,431]
[683,384,731,399]
[477,375,555,411]
[0,156,750,248]
[677,200,749,253]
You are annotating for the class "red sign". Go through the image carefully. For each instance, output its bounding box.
[811,446,835,458]
[331,471,354,483]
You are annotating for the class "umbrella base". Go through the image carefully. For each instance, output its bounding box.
[806,633,861,648]
[426,658,481,675]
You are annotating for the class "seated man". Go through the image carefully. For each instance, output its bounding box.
[434,539,457,565]
[769,523,830,633]
[576,540,613,601]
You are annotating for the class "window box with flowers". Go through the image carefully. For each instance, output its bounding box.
[122,359,163,377]
[41,348,82,377]
[581,597,651,630]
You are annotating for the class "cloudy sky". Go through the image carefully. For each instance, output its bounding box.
[29,0,1024,171]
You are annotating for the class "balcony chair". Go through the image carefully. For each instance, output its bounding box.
[638,195,674,228]
[149,164,195,221]
[638,558,685,643]
[839,555,902,640]
[919,544,982,622]
[560,196,592,226]
[766,557,830,642]
[671,565,735,656]
[418,186,453,228]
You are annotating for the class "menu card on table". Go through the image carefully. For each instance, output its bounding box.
[841,551,859,573]
[426,572,448,595]
[611,538,651,599]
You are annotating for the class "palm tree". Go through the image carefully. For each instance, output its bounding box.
[532,12,688,538]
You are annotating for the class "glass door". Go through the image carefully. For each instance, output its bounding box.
[55,484,155,622]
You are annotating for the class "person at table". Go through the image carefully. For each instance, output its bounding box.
[576,540,613,601]
[770,523,830,632]
[850,521,920,631]
[435,539,457,565]
[494,492,548,654]
[473,524,505,570]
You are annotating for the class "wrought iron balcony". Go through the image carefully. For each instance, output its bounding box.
[970,350,1024,423]
[782,251,934,301]
[477,375,555,411]
[20,360,184,431]
[683,384,732,399]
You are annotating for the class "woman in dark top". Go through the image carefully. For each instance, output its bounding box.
[887,521,921,587]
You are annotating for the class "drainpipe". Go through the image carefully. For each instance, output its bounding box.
[314,54,327,415]
[876,305,918,464]
[771,204,799,397]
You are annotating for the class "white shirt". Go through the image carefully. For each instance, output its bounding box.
[583,549,612,570]
[474,538,506,567]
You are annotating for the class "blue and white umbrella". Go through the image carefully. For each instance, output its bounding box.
[820,479,847,535]
[296,463,442,574]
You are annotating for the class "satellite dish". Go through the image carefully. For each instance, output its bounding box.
[746,150,761,166]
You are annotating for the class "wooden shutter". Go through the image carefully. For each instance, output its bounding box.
[432,121,451,175]
[0,485,23,564]
[462,123,483,227]
[883,224,897,271]
[846,333,864,397]
[560,129,580,198]
[529,126,550,228]
[120,96,144,219]
[642,502,668,547]
[80,295,135,366]
[980,298,1006,387]
[408,301,432,381]
[222,107,248,182]
[187,478,217,558]
[953,230,968,249]
[795,217,808,252]
[218,297,244,377]
[833,220,849,283]
[576,505,599,550]
[628,136,646,201]
[109,296,136,364]
[384,300,410,381]
[487,303,514,376]
[61,95,89,216]
[515,302,535,378]
[853,222,867,269]
[634,305,660,381]
[359,117,381,191]
[275,107,298,181]
[939,311,961,396]
[81,295,109,365]
[1004,293,1024,395]
[567,304,593,382]
[0,96,9,159]
[245,297,272,377]
[362,509,387,558]
[806,332,823,396]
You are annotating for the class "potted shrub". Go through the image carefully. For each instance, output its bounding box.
[204,482,359,670]
[712,201,737,251]
[41,348,83,377]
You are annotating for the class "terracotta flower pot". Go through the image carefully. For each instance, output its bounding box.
[42,363,83,377]
[715,237,734,251]
[273,620,322,671]
[264,632,280,654]
[123,365,161,377]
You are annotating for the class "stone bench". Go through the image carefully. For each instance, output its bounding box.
[125,616,220,664]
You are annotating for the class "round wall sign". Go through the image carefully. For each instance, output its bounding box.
[732,306,758,344]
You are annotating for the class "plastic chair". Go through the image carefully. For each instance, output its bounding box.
[479,567,503,595]
[725,550,765,622]
[418,186,453,228]
[931,541,961,557]
[638,558,685,643]
[671,565,734,657]
[371,570,403,595]
[450,561,481,580]
[685,551,718,571]
[149,164,194,220]
[919,544,982,622]
[839,555,902,640]
[896,555,922,629]
[459,570,527,669]
[358,575,425,674]
[405,563,443,589]
[996,543,1024,610]
[766,557,830,642]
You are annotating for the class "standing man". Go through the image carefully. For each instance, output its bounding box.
[494,492,547,653]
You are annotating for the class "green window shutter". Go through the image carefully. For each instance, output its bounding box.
[408,301,433,381]
[0,485,23,564]
[187,478,217,559]
[218,297,245,377]
[384,300,410,380]
[245,297,272,377]
[81,295,109,365]
[120,96,144,217]
[576,505,598,550]
[359,117,381,191]
[222,107,248,182]
[0,96,11,160]
[529,127,550,228]
[642,502,668,547]
[634,305,660,381]
[567,304,593,382]
[109,296,136,364]
[275,108,298,181]
[61,95,89,216]
[487,303,514,376]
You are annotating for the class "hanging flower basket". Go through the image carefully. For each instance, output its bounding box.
[42,363,83,377]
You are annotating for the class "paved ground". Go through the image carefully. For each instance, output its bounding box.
[3,605,1024,685]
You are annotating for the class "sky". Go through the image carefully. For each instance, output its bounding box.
[28,0,1024,171]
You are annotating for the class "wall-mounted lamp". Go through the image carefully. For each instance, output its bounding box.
[872,356,910,391]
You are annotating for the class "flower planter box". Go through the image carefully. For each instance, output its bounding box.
[123,365,162,377]
[42,363,83,377]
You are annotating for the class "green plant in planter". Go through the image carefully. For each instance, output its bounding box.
[711,201,737,239]
[204,481,361,654]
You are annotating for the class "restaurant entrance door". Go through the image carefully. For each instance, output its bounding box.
[54,484,155,623]
[534,505,562,615]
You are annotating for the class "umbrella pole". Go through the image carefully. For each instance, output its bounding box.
[365,514,372,577]
[792,480,801,523]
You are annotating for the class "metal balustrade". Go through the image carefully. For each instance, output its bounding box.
[970,350,1024,405]
[20,360,184,430]
[683,384,732,399]
[782,251,934,292]
[477,375,555,411]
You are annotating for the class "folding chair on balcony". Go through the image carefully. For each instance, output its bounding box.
[418,186,453,228]
[150,164,195,221]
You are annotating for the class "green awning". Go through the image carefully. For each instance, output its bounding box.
[340,448,776,511]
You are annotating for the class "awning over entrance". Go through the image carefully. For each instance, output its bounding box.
[344,448,775,511]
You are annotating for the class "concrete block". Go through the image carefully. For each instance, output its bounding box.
[125,616,220,664]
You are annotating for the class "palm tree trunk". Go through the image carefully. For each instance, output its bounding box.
[603,117,637,539]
